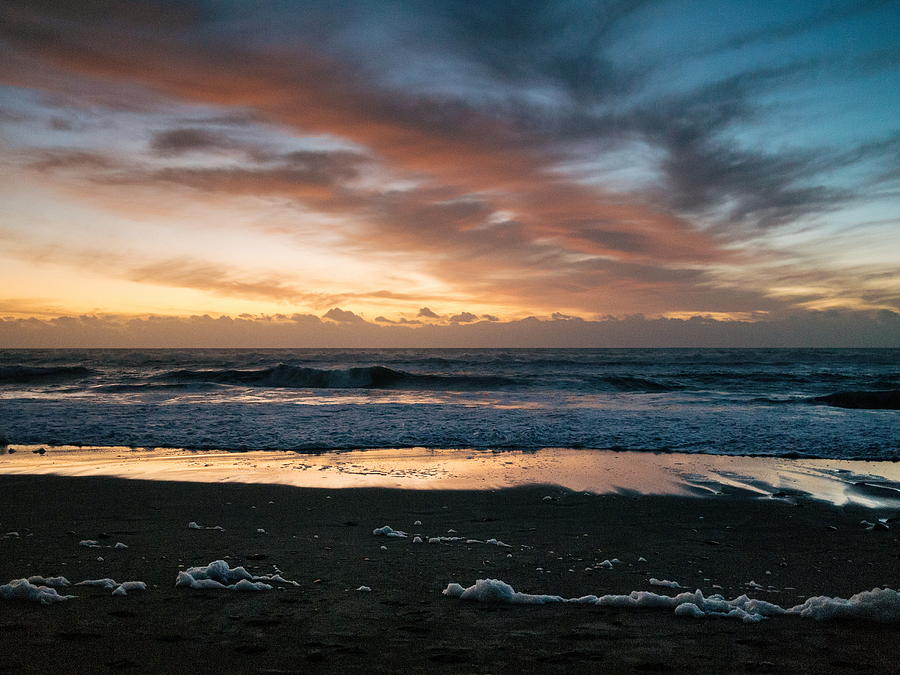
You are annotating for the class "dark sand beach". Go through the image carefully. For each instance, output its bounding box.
[1,473,897,673]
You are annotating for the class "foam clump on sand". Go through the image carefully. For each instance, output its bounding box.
[76,578,119,590]
[356,586,372,592]
[788,588,900,622]
[26,575,71,588]
[485,538,511,547]
[175,560,298,591]
[114,542,128,549]
[674,602,707,618]
[1,579,76,604]
[187,522,224,531]
[443,579,563,605]
[372,525,407,537]
[650,578,683,589]
[111,581,147,596]
[443,579,900,623]
[76,578,147,595]
[79,540,102,548]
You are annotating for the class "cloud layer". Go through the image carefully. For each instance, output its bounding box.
[0,0,898,341]
[1,309,897,348]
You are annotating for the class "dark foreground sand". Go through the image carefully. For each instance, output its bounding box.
[0,475,897,674]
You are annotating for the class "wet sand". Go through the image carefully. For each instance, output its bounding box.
[1,473,898,673]
[2,445,899,508]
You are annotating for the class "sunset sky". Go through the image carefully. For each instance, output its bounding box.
[1,1,898,346]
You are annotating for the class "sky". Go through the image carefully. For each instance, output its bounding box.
[0,0,898,346]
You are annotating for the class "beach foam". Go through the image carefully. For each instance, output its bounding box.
[443,579,900,623]
[373,525,407,537]
[1,578,76,604]
[26,575,71,588]
[175,560,297,591]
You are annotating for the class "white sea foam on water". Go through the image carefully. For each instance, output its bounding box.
[175,560,297,591]
[650,578,683,589]
[442,579,900,623]
[187,522,224,531]
[0,579,76,604]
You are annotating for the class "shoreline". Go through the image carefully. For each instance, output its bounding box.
[1,473,898,672]
[2,444,899,510]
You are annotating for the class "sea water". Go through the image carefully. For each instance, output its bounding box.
[0,348,897,458]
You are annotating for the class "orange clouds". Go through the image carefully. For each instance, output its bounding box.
[3,1,895,325]
[0,2,730,299]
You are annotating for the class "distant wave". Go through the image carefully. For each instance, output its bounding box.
[589,376,680,392]
[672,371,900,385]
[0,365,95,384]
[93,382,224,393]
[156,364,518,390]
[808,390,900,410]
[151,365,691,392]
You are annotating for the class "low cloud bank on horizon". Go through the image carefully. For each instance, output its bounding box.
[2,308,897,348]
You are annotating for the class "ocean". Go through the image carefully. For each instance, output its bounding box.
[0,348,897,459]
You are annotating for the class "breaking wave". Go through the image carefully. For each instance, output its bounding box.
[808,390,900,410]
[0,365,95,384]
[156,364,518,390]
[92,382,225,393]
[588,375,680,392]
[150,365,686,392]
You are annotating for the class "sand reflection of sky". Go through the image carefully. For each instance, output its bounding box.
[1,446,898,509]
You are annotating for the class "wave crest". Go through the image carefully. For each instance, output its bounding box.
[157,364,516,390]
[809,390,900,410]
[0,365,95,384]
